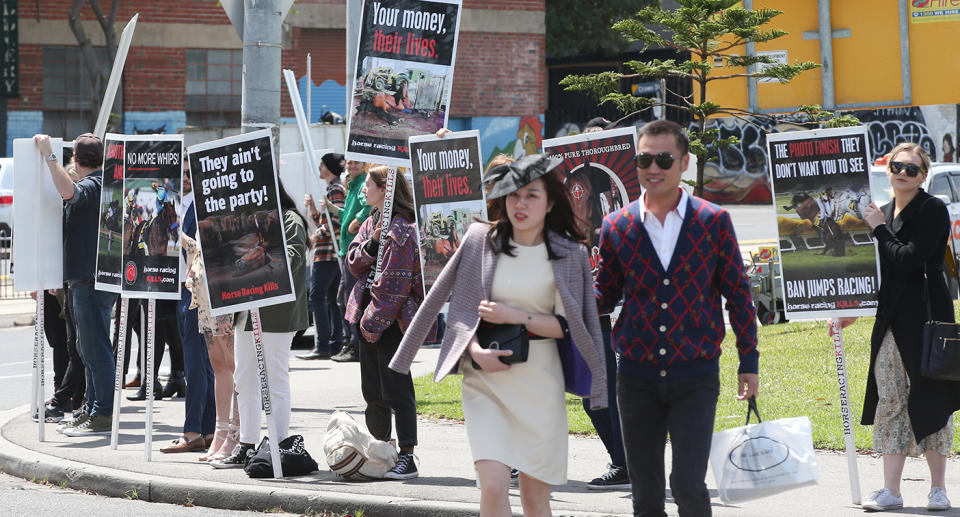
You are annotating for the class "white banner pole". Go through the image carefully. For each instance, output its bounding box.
[144,298,155,461]
[34,292,45,441]
[30,296,39,417]
[306,54,312,125]
[94,14,139,139]
[110,297,129,449]
[829,319,861,505]
[282,69,341,260]
[251,308,283,478]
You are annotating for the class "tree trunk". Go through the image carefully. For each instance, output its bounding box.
[67,0,121,133]
[695,78,708,198]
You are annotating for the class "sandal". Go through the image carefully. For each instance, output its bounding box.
[208,422,240,462]
[199,422,229,462]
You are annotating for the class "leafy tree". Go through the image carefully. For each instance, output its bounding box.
[546,0,656,59]
[560,0,859,196]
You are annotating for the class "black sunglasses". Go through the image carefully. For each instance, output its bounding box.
[890,161,924,177]
[636,152,676,169]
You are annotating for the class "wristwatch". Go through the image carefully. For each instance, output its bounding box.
[46,153,58,163]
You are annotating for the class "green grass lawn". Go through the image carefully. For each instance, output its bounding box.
[414,310,960,453]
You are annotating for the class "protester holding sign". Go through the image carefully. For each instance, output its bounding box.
[214,181,309,469]
[345,166,428,480]
[389,154,607,515]
[332,159,372,363]
[831,143,960,512]
[34,133,120,437]
[298,153,348,361]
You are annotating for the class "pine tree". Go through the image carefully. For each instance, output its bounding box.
[560,0,859,196]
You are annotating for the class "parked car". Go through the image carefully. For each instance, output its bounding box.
[0,157,14,240]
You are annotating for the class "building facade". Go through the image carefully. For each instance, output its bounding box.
[3,0,547,167]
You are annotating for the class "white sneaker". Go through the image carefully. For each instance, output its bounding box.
[862,488,903,511]
[928,487,951,511]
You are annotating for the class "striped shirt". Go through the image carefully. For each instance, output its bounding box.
[311,179,347,262]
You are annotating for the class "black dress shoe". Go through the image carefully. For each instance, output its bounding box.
[162,370,186,398]
[296,346,331,360]
[126,380,164,401]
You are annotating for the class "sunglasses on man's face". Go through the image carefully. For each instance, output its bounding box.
[636,152,676,170]
[890,161,924,177]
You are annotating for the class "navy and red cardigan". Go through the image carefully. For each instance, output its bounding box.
[594,194,758,379]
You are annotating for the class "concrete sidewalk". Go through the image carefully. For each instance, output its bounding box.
[0,297,35,328]
[2,347,960,516]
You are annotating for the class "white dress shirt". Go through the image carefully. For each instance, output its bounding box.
[638,188,688,270]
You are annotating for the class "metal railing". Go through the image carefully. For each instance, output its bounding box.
[0,234,30,299]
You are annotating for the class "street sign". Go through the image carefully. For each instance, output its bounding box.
[1,0,18,97]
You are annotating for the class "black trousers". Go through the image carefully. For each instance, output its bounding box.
[43,290,68,389]
[618,372,720,517]
[358,322,417,448]
[50,286,84,408]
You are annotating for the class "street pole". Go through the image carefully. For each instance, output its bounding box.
[241,0,282,144]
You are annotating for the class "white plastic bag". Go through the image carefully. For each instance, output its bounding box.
[710,399,819,503]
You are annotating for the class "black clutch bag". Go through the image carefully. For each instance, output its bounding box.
[472,323,529,370]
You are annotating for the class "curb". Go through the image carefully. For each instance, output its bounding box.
[0,406,608,517]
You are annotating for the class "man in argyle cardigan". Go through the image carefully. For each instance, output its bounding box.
[595,120,760,517]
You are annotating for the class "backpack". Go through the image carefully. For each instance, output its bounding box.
[243,434,319,478]
[323,410,397,480]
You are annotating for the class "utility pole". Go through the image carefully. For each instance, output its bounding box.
[241,0,283,145]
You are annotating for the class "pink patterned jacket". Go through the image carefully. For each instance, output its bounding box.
[345,212,433,343]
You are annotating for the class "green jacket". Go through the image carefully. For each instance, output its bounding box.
[337,173,371,257]
[244,209,309,333]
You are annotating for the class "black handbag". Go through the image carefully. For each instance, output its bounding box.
[243,434,319,478]
[921,263,960,381]
[472,323,529,369]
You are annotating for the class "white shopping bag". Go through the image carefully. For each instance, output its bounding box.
[710,398,819,503]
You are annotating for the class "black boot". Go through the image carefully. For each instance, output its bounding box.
[162,370,186,398]
[330,343,359,362]
[126,380,163,401]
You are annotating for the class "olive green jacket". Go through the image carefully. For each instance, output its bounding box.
[243,209,309,333]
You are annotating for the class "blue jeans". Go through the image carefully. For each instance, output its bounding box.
[618,372,720,517]
[178,288,215,434]
[71,280,117,417]
[581,326,626,468]
[310,260,342,352]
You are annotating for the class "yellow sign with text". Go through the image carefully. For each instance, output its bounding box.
[910,0,960,23]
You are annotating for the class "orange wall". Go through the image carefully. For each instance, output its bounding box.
[706,1,960,111]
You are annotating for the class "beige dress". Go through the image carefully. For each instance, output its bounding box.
[460,241,568,485]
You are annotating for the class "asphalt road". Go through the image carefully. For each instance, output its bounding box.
[0,472,254,517]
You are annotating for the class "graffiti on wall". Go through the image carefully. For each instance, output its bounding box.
[692,104,959,204]
[450,115,545,170]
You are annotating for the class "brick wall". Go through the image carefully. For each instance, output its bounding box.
[18,0,230,24]
[125,47,186,111]
[450,32,545,117]
[464,0,544,10]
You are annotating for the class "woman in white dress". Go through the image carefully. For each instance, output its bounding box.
[390,154,607,517]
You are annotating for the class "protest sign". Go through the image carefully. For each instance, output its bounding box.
[345,0,462,166]
[95,134,183,299]
[12,138,64,292]
[409,130,484,292]
[187,129,296,317]
[542,127,637,274]
[768,126,879,319]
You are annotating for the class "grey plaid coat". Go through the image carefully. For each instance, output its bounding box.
[388,222,608,409]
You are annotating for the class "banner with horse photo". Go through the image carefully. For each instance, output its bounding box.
[187,129,296,317]
[767,126,880,319]
[95,134,183,299]
[542,127,638,275]
[409,130,485,293]
[345,0,462,167]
